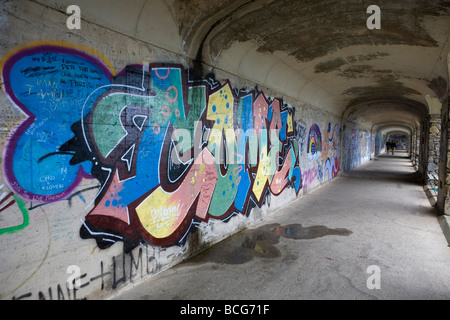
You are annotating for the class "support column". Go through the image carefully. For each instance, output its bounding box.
[436,53,450,214]
[411,124,420,168]
[414,125,420,167]
[421,114,441,204]
[418,117,429,185]
[427,114,441,176]
[437,98,450,215]
[423,95,443,189]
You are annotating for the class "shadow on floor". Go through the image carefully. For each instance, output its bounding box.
[341,151,422,184]
[377,154,410,160]
[340,168,422,184]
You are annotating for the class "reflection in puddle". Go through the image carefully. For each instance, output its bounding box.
[273,224,352,239]
[186,223,352,265]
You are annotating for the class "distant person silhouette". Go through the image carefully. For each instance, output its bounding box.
[386,139,391,154]
[391,141,396,155]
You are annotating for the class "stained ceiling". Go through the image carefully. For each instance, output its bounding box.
[35,0,450,132]
[174,0,450,131]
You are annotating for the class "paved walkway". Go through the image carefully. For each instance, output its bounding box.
[113,151,450,300]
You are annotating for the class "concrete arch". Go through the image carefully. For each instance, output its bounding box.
[342,97,428,155]
[374,124,414,136]
[186,0,450,122]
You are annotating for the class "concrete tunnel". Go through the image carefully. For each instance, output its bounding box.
[0,0,449,300]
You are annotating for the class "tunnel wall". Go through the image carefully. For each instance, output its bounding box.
[341,121,375,171]
[0,1,371,300]
[375,132,387,156]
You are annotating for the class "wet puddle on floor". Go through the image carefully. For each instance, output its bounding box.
[185,223,352,265]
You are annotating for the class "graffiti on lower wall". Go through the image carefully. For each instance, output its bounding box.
[322,122,340,181]
[301,122,340,191]
[342,126,373,171]
[1,43,343,250]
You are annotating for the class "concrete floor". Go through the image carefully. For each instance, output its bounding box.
[112,151,450,300]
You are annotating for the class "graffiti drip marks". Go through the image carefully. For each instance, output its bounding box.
[1,44,341,249]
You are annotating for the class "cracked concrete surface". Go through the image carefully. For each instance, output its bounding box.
[113,151,450,300]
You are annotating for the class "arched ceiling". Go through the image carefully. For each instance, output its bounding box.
[343,97,428,134]
[173,0,450,132]
[36,0,450,133]
[383,128,411,137]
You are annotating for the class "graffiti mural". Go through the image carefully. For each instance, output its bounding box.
[0,184,29,235]
[295,119,307,156]
[301,122,340,191]
[322,123,340,181]
[342,125,373,171]
[1,43,308,250]
[307,123,322,161]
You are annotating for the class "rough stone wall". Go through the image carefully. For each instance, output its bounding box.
[445,101,450,214]
[411,126,420,168]
[428,115,441,175]
[437,99,450,214]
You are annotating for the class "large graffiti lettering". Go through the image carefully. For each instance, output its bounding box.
[1,44,309,250]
